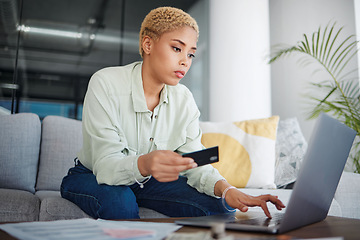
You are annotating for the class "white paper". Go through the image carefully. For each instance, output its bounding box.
[0,218,181,240]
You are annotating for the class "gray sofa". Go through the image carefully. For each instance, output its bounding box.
[0,113,359,222]
[0,113,167,222]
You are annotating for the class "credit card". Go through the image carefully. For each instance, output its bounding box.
[182,146,219,167]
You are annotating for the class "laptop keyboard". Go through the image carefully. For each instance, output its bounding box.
[231,212,284,227]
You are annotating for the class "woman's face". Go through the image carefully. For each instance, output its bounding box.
[143,26,198,86]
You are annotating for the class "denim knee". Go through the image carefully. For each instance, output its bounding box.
[131,176,231,217]
[61,163,140,220]
[96,186,140,219]
[61,181,140,219]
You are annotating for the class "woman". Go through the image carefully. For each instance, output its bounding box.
[61,6,285,219]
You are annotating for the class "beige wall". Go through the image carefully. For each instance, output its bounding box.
[208,0,272,122]
[269,0,357,141]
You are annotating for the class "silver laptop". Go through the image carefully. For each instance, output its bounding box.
[176,113,357,234]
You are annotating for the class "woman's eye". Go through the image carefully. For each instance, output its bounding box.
[188,53,195,58]
[173,47,181,52]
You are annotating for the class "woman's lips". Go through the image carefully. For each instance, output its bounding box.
[175,70,185,78]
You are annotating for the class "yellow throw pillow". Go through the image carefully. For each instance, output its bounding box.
[200,116,279,189]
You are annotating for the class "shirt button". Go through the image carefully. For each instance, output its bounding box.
[154,115,158,119]
[149,137,154,142]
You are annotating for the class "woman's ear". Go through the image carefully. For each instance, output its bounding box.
[142,36,152,55]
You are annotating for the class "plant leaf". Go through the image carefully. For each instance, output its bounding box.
[269,22,360,173]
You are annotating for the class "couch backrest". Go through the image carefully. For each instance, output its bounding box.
[36,115,82,191]
[0,113,41,193]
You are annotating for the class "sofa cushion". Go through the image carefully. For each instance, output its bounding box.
[138,207,168,218]
[334,171,360,219]
[36,190,168,220]
[36,115,83,191]
[35,190,62,200]
[0,113,41,193]
[275,118,308,188]
[39,196,91,221]
[200,116,279,188]
[0,188,40,222]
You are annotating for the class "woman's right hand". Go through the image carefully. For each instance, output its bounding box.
[137,150,197,182]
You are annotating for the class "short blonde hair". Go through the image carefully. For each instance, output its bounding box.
[139,6,199,57]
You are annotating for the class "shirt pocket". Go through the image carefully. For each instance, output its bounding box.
[154,133,186,151]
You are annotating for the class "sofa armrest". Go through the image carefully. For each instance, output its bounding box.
[334,171,360,219]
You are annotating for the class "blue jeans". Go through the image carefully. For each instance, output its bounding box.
[60,161,230,219]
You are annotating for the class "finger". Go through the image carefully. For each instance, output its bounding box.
[178,157,197,166]
[162,156,196,166]
[236,203,248,213]
[275,200,286,210]
[151,166,182,177]
[152,173,180,182]
[276,204,284,211]
[277,199,286,209]
[152,158,196,174]
[179,157,198,169]
[259,195,286,209]
[175,158,198,170]
[243,197,272,218]
[158,163,197,173]
[259,201,272,219]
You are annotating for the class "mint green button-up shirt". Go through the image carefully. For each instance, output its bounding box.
[78,61,224,197]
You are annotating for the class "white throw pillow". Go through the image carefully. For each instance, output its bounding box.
[200,116,279,189]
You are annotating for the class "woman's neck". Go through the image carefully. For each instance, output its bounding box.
[141,62,164,112]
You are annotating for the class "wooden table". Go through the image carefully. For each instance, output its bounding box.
[1,216,360,239]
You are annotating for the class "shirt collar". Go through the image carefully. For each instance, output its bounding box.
[159,85,169,104]
[131,62,169,113]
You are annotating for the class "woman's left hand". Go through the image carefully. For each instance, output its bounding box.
[214,180,285,218]
[225,188,285,218]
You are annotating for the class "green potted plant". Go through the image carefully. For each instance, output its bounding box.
[269,22,360,173]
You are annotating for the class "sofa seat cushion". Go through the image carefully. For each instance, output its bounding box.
[39,197,168,221]
[35,190,62,200]
[334,171,360,219]
[0,188,40,222]
[139,208,168,219]
[36,190,89,221]
[0,113,41,193]
[36,190,168,220]
[39,196,91,221]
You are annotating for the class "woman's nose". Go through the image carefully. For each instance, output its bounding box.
[179,55,189,67]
